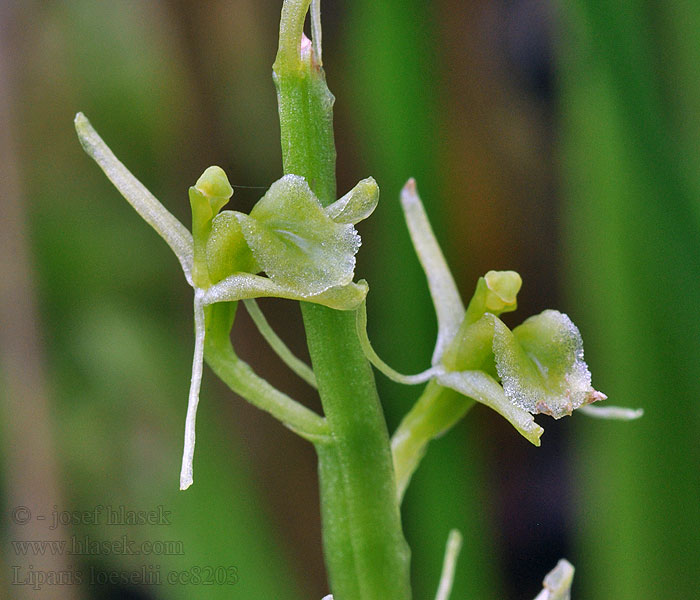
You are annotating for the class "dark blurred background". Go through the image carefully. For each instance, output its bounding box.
[1,1,698,599]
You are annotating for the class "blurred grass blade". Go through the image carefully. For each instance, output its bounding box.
[559,1,700,597]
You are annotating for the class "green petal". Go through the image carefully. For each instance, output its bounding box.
[202,273,368,311]
[493,310,603,419]
[241,175,360,295]
[325,177,379,224]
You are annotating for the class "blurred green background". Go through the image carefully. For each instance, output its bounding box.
[0,1,697,599]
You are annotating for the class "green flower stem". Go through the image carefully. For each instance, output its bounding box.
[392,382,475,502]
[304,308,412,600]
[274,2,412,598]
[204,302,329,443]
[243,299,317,388]
[273,0,336,206]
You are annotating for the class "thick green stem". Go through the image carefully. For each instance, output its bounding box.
[305,308,412,600]
[274,2,412,598]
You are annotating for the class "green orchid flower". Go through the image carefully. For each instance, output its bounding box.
[358,178,641,450]
[75,113,377,489]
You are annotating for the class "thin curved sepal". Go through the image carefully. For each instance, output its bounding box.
[310,0,322,66]
[401,179,464,364]
[437,370,544,445]
[74,113,195,285]
[578,404,644,420]
[243,299,317,388]
[180,290,206,490]
[179,277,364,489]
[355,299,439,385]
[533,559,575,600]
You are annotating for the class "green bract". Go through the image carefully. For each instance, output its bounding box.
[74,112,377,489]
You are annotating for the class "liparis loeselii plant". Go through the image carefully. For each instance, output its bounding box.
[74,1,641,598]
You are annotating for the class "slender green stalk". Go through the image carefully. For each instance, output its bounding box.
[243,299,317,388]
[274,2,412,598]
[204,302,329,444]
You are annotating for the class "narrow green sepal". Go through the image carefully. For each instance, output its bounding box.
[202,273,368,311]
[74,112,195,284]
[401,179,465,364]
[437,370,544,445]
[578,404,644,420]
[180,289,207,490]
[435,529,463,600]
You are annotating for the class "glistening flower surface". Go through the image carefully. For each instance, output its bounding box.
[75,112,377,489]
[357,179,641,460]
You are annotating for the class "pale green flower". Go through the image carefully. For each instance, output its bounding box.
[75,113,377,488]
[358,178,641,446]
